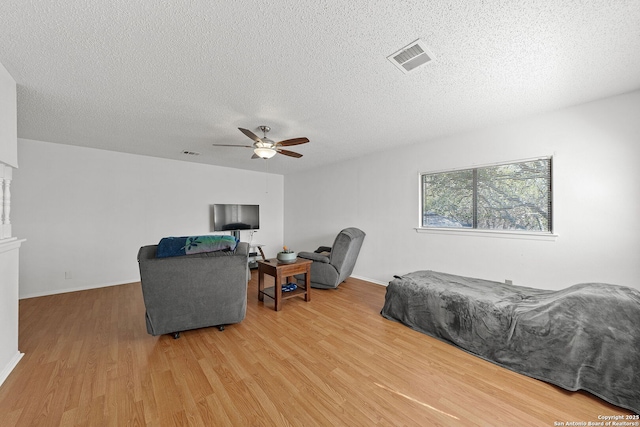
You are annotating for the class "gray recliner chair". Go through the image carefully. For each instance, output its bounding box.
[296,227,366,289]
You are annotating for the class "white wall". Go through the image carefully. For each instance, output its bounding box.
[13,139,284,298]
[284,90,640,291]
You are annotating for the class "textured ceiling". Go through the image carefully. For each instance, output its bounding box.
[1,0,640,175]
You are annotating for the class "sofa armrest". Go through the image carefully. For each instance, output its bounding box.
[298,251,330,263]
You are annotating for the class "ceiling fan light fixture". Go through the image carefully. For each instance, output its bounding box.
[254,147,276,159]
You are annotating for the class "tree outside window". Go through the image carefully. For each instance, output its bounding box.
[421,158,552,233]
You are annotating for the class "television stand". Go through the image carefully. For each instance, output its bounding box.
[248,244,266,269]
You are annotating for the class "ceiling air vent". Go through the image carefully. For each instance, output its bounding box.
[387,39,434,74]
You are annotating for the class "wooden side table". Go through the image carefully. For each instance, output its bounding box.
[257,258,312,311]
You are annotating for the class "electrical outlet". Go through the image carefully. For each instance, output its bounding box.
[65,271,72,279]
[505,279,513,285]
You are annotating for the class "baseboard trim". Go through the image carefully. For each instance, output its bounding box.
[19,278,141,300]
[19,275,387,299]
[0,351,24,388]
[350,275,388,287]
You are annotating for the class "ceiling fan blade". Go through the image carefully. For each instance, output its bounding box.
[277,137,309,147]
[251,153,261,159]
[212,144,253,148]
[238,127,262,143]
[277,149,303,158]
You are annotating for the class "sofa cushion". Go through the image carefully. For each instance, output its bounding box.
[156,235,239,258]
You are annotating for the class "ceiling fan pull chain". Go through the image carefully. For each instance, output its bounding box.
[264,159,269,194]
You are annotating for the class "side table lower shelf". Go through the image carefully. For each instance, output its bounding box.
[260,285,308,301]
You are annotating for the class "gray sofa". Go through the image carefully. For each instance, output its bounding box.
[296,227,366,289]
[137,242,249,338]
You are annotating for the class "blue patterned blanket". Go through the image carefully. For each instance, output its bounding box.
[156,235,239,258]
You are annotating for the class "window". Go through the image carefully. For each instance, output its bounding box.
[420,157,552,233]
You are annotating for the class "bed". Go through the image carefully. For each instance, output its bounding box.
[380,270,640,414]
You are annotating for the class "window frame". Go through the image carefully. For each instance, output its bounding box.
[417,156,557,240]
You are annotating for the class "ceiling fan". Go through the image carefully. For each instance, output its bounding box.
[212,126,309,159]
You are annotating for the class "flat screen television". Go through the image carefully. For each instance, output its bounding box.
[212,204,260,232]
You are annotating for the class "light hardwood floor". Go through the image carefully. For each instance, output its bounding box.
[0,271,632,426]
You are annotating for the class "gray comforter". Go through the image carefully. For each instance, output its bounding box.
[380,270,640,414]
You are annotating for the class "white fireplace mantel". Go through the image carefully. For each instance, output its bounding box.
[0,236,23,253]
[0,236,24,387]
[0,58,21,388]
